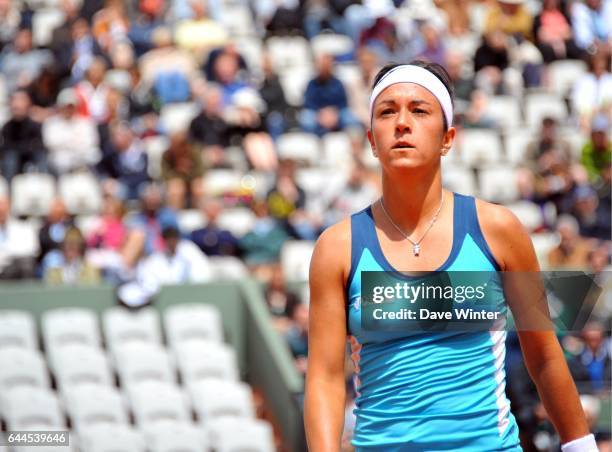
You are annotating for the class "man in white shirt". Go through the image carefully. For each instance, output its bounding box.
[119,225,213,307]
[42,88,101,174]
[0,195,38,278]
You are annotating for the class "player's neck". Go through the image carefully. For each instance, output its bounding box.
[380,171,444,231]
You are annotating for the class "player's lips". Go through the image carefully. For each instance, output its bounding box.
[392,141,416,149]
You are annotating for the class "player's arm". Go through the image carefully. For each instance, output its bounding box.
[478,201,592,446]
[304,221,350,452]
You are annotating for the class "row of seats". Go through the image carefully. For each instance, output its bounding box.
[0,305,275,451]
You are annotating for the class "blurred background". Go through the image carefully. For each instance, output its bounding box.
[0,0,610,451]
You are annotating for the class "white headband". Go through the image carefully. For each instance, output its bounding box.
[369,65,453,128]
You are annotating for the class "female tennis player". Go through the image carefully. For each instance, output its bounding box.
[305,61,596,451]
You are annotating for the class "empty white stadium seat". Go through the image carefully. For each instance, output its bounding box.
[279,65,315,107]
[322,131,353,168]
[531,232,560,269]
[209,256,249,280]
[64,384,128,433]
[524,93,567,129]
[2,386,64,430]
[266,36,312,72]
[276,132,321,164]
[295,167,347,201]
[441,165,477,196]
[0,176,7,198]
[189,378,255,422]
[203,170,243,197]
[58,172,103,215]
[504,129,536,165]
[102,306,162,354]
[177,209,206,234]
[217,207,256,238]
[42,308,101,350]
[484,96,522,130]
[478,166,519,203]
[113,342,175,385]
[506,201,543,232]
[11,173,56,217]
[548,59,587,97]
[78,424,146,452]
[142,420,208,452]
[281,240,315,282]
[207,417,275,452]
[126,381,190,426]
[458,129,503,167]
[0,310,37,349]
[310,33,354,59]
[160,102,199,134]
[164,303,223,346]
[49,344,113,392]
[220,4,255,37]
[174,339,239,383]
[0,347,50,392]
[32,8,65,46]
[143,135,170,180]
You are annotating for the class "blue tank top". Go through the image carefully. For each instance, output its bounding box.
[346,192,522,451]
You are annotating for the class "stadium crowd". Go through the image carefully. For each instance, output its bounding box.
[0,0,610,450]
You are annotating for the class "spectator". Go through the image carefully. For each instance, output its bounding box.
[299,53,361,136]
[569,320,612,393]
[0,196,37,279]
[525,117,573,167]
[259,52,291,141]
[68,17,104,82]
[75,57,111,123]
[174,0,228,57]
[43,226,101,285]
[265,265,300,333]
[49,0,83,79]
[238,199,289,281]
[326,162,379,225]
[266,158,310,234]
[91,0,130,54]
[204,42,248,84]
[27,65,62,122]
[256,0,302,37]
[0,27,53,92]
[445,50,475,104]
[138,26,196,105]
[1,90,48,182]
[582,114,612,184]
[189,198,239,257]
[344,46,380,127]
[534,0,584,63]
[118,225,212,307]
[285,302,309,375]
[0,0,20,52]
[571,0,612,53]
[96,121,149,201]
[189,84,231,168]
[571,50,612,131]
[211,50,248,108]
[161,130,204,209]
[547,214,594,268]
[42,88,101,175]
[460,89,498,129]
[473,30,522,97]
[127,0,167,56]
[38,198,74,265]
[571,185,611,240]
[484,0,533,41]
[415,21,446,67]
[122,182,178,266]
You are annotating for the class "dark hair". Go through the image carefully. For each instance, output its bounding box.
[371,60,455,130]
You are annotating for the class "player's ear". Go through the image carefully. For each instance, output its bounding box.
[367,129,377,157]
[441,126,456,156]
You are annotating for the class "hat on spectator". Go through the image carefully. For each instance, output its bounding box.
[56,88,78,107]
[499,0,524,4]
[591,113,610,133]
[573,185,597,202]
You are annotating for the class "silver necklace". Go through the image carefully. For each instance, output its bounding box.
[379,193,444,257]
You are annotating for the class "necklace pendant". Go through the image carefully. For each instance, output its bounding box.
[413,244,421,256]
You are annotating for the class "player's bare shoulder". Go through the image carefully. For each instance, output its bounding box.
[309,217,352,285]
[474,197,536,271]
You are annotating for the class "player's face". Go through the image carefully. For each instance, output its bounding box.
[368,82,454,172]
